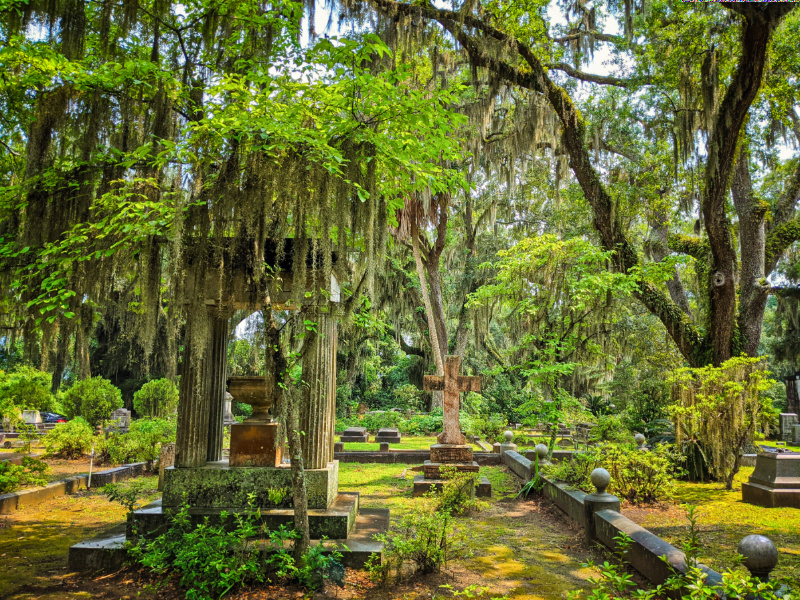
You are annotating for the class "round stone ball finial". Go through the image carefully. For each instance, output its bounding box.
[504,430,514,443]
[590,468,611,495]
[535,443,549,461]
[738,535,778,581]
[634,433,646,447]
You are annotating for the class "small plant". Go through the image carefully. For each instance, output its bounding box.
[61,377,123,428]
[438,584,509,599]
[434,465,480,515]
[517,453,545,498]
[43,417,95,458]
[0,456,49,493]
[267,487,289,506]
[104,479,152,512]
[133,379,179,418]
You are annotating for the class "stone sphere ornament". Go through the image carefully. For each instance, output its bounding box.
[504,430,514,443]
[635,433,646,447]
[590,467,611,495]
[737,535,778,581]
[535,443,549,460]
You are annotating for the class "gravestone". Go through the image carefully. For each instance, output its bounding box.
[340,427,369,443]
[742,451,800,508]
[492,441,502,454]
[158,443,176,491]
[557,437,574,448]
[786,374,800,415]
[779,413,799,442]
[110,408,131,431]
[374,428,401,444]
[223,392,236,426]
[379,442,390,452]
[333,441,344,453]
[793,424,800,445]
[21,410,41,425]
[414,355,491,498]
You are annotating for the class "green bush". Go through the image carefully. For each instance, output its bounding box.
[590,414,633,444]
[545,443,682,504]
[133,379,179,417]
[129,498,345,598]
[60,377,123,427]
[399,410,443,435]
[434,466,480,516]
[460,412,508,440]
[99,417,176,465]
[0,457,50,493]
[43,418,95,458]
[374,505,461,582]
[0,366,55,417]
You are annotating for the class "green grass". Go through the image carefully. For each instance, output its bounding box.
[625,466,800,585]
[758,439,800,451]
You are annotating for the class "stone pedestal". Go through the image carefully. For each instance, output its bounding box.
[229,422,282,467]
[742,452,800,508]
[374,428,401,444]
[413,443,491,497]
[223,392,236,427]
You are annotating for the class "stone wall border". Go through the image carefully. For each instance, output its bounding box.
[0,461,147,514]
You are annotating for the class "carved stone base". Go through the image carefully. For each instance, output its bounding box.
[422,460,480,479]
[229,422,282,467]
[430,444,473,463]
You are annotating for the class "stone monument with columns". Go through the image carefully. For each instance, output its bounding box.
[413,355,491,497]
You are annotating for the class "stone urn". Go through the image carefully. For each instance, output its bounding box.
[227,376,274,423]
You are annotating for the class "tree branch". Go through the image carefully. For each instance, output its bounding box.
[547,62,637,87]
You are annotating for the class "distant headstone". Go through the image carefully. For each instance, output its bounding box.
[793,424,800,445]
[334,442,344,453]
[21,410,41,425]
[779,413,799,441]
[492,442,502,454]
[786,374,800,415]
[340,427,369,443]
[379,442,390,452]
[374,428,401,444]
[557,437,574,448]
[158,442,176,491]
[110,408,131,430]
[223,392,236,426]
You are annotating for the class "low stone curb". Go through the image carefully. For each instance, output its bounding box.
[0,461,148,514]
[502,449,723,587]
[0,453,43,465]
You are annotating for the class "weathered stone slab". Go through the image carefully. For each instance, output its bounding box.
[158,443,176,491]
[374,428,401,444]
[793,424,800,445]
[430,444,473,463]
[162,460,339,510]
[110,408,131,429]
[412,474,492,497]
[422,460,479,479]
[340,427,369,443]
[779,413,799,441]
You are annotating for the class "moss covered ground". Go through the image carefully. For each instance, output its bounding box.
[622,466,800,586]
[0,461,603,600]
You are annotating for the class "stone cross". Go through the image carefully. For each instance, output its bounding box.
[424,355,480,445]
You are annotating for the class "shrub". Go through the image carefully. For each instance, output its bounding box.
[133,379,179,417]
[399,410,443,435]
[0,366,55,416]
[98,417,176,465]
[43,418,95,458]
[129,498,345,598]
[0,457,50,493]
[545,443,682,504]
[433,466,480,516]
[393,384,424,412]
[590,414,633,444]
[460,412,508,440]
[375,505,460,582]
[61,377,123,427]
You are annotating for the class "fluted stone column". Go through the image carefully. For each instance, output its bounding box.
[206,308,231,462]
[300,311,337,469]
[175,314,210,468]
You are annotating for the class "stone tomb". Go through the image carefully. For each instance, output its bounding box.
[110,408,131,430]
[340,427,369,443]
[413,356,491,498]
[374,428,401,444]
[742,451,800,508]
[70,239,387,569]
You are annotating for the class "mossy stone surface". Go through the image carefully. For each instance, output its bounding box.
[162,460,338,510]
